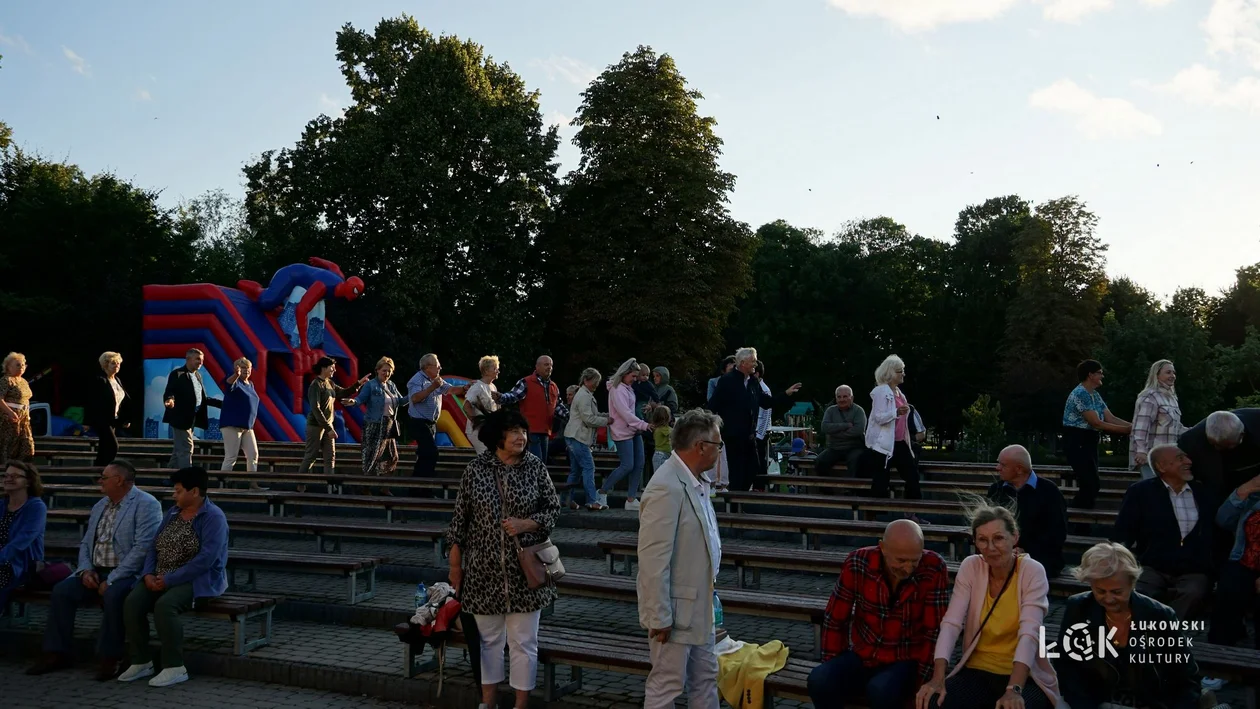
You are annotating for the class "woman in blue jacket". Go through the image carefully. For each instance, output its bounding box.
[0,459,47,609]
[219,358,261,487]
[119,466,228,688]
[1210,472,1260,648]
[350,356,405,483]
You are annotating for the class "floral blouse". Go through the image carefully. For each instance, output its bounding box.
[447,450,560,615]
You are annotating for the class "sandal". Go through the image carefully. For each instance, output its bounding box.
[567,501,580,511]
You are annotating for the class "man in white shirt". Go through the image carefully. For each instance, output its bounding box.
[637,409,725,709]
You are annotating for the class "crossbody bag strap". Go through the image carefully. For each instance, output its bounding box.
[494,469,515,612]
[970,555,1019,649]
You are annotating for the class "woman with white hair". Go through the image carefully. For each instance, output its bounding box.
[1130,359,1186,480]
[598,358,653,511]
[1054,542,1200,709]
[464,356,501,455]
[88,351,131,467]
[865,355,922,499]
[219,358,262,484]
[0,353,34,462]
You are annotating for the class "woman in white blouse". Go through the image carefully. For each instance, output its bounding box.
[865,354,923,499]
[90,351,131,467]
[464,355,501,454]
[1130,359,1186,480]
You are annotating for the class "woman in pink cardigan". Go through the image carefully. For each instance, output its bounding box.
[596,358,653,512]
[916,502,1060,709]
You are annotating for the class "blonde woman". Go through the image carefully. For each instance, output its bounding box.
[1130,359,1186,480]
[0,353,34,462]
[89,352,131,466]
[865,355,921,499]
[351,357,405,481]
[464,356,501,455]
[219,358,261,484]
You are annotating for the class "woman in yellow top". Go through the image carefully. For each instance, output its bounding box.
[299,356,368,477]
[916,501,1060,709]
[0,353,35,462]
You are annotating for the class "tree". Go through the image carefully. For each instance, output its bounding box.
[961,394,1006,461]
[243,15,560,373]
[1169,286,1218,329]
[1099,276,1158,325]
[540,46,756,380]
[1001,196,1108,432]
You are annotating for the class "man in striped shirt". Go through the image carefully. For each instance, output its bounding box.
[808,519,950,709]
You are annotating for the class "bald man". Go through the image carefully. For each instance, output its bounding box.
[496,356,561,461]
[808,520,950,709]
[986,445,1067,576]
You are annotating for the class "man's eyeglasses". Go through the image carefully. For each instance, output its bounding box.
[701,439,724,450]
[98,474,122,483]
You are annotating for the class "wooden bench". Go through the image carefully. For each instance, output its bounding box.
[757,474,1127,504]
[595,537,1091,596]
[7,588,278,656]
[719,490,1119,526]
[226,514,448,558]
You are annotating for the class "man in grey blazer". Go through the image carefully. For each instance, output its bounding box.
[638,409,725,709]
[28,459,162,680]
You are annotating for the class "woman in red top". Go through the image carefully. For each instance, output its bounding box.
[1210,471,1260,648]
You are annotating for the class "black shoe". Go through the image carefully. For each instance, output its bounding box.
[26,653,72,676]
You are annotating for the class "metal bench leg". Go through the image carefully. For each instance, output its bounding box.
[233,607,274,655]
[736,562,746,589]
[606,552,615,575]
[543,663,582,701]
[752,567,761,590]
[404,643,438,677]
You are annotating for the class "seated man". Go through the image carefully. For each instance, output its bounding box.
[1110,444,1215,619]
[120,466,228,688]
[807,519,950,709]
[814,385,867,478]
[28,460,162,680]
[986,444,1067,577]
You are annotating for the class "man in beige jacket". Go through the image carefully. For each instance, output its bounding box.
[637,409,725,709]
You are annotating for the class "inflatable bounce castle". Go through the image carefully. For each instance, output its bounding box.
[142,258,475,447]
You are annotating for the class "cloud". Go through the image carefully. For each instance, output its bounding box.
[1029,79,1163,138]
[1203,0,1260,69]
[826,0,1021,32]
[1037,0,1114,22]
[318,92,347,118]
[532,56,598,86]
[1154,63,1260,113]
[134,88,152,101]
[62,46,90,76]
[0,28,33,55]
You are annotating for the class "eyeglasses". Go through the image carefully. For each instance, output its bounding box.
[3,473,27,481]
[701,439,725,450]
[98,474,122,483]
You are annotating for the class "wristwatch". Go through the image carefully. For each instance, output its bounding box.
[1006,684,1023,696]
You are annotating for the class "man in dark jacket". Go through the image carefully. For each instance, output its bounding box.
[986,444,1067,577]
[161,349,222,469]
[707,347,773,491]
[1110,444,1215,619]
[1178,408,1260,501]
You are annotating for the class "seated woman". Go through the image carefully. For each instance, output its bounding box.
[1209,472,1260,649]
[916,501,1060,709]
[120,466,228,688]
[1056,542,1199,709]
[1,460,47,610]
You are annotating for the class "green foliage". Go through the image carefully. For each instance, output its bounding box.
[961,394,1006,461]
[243,15,560,373]
[541,46,755,380]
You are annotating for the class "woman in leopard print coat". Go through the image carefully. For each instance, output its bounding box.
[447,407,560,708]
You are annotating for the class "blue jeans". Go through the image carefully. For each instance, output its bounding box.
[602,436,643,501]
[43,573,137,658]
[528,433,549,462]
[807,652,917,709]
[565,438,600,506]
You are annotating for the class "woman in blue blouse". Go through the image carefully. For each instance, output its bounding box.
[351,357,406,484]
[1062,360,1131,510]
[219,358,261,488]
[0,459,47,610]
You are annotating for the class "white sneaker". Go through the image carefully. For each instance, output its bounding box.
[148,666,189,687]
[1201,676,1227,692]
[117,662,154,682]
[625,499,641,511]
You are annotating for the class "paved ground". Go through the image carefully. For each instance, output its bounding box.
[0,659,421,709]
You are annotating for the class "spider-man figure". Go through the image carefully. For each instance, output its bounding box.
[238,257,364,373]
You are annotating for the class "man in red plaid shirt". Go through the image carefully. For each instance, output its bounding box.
[807,519,950,709]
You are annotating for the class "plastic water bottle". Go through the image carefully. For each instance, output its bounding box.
[414,582,428,609]
[713,591,724,629]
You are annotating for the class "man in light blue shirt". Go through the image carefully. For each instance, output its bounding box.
[406,354,469,481]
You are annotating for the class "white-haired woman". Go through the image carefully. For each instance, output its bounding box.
[89,352,131,467]
[219,358,261,485]
[1054,542,1200,709]
[464,356,501,455]
[1130,359,1186,480]
[866,355,922,499]
[0,353,34,462]
[599,358,653,511]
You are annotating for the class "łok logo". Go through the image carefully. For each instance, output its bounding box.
[1039,622,1118,661]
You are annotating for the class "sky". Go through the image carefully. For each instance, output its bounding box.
[2,0,1258,299]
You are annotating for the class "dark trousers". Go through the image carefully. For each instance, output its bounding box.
[43,572,135,658]
[815,447,864,477]
[642,432,656,479]
[412,420,438,477]
[1209,561,1260,648]
[95,425,119,467]
[1063,426,1100,509]
[528,433,549,463]
[756,436,770,479]
[871,441,921,499]
[928,668,1050,709]
[807,652,917,709]
[724,435,759,492]
[123,582,196,668]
